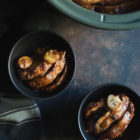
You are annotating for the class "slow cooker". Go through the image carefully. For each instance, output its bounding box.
[48,0,140,30]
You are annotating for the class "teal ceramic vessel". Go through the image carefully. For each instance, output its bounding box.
[48,0,140,30]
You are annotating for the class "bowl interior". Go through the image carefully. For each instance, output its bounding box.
[8,31,75,99]
[78,84,140,140]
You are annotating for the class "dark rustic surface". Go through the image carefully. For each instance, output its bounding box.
[0,1,140,140]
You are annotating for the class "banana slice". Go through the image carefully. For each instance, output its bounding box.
[107,94,122,110]
[44,50,60,64]
[18,56,33,69]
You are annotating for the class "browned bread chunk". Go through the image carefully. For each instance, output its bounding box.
[85,99,106,119]
[42,64,67,92]
[28,51,66,89]
[18,60,52,80]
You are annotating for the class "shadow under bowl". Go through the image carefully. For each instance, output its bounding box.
[8,30,76,99]
[78,83,140,140]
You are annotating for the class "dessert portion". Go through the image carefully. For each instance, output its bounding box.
[73,0,140,14]
[84,94,135,139]
[16,48,67,92]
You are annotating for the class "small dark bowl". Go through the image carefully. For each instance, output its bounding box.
[8,31,75,99]
[78,83,140,140]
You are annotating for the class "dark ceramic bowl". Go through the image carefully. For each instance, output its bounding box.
[78,83,140,140]
[8,31,75,99]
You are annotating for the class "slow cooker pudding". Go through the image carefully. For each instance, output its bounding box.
[73,0,140,14]
[84,94,135,139]
[16,48,67,93]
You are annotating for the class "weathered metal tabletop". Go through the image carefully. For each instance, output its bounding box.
[0,2,140,140]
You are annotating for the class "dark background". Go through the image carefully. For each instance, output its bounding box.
[0,0,140,139]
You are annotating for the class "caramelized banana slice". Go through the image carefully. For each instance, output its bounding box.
[18,56,33,69]
[107,94,122,111]
[44,50,64,64]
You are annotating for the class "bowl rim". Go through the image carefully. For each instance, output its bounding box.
[8,30,76,100]
[48,0,140,30]
[78,83,140,140]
